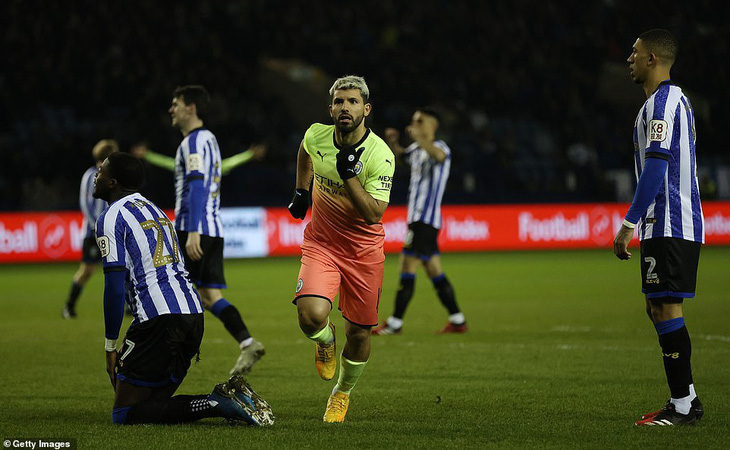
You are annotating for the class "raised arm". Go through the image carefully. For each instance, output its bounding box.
[408,127,447,163]
[384,128,407,157]
[220,144,267,175]
[139,148,176,172]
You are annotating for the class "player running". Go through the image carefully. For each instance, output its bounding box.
[93,152,272,426]
[288,75,394,423]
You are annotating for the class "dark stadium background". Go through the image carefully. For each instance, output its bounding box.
[1,0,728,211]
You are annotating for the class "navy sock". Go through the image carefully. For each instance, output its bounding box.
[393,274,416,320]
[211,299,251,343]
[120,395,216,424]
[432,274,460,316]
[67,282,83,306]
[655,317,693,399]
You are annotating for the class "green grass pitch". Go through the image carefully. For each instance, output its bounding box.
[1,248,728,448]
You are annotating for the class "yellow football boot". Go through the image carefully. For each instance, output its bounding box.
[323,391,350,423]
[315,322,336,380]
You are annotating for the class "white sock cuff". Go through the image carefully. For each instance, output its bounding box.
[239,337,254,349]
[386,316,403,329]
[449,312,465,324]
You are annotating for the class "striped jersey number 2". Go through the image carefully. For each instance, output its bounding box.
[644,257,658,280]
[141,217,180,267]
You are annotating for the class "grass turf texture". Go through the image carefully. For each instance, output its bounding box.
[0,248,728,448]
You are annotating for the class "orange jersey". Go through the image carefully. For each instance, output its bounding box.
[302,123,395,258]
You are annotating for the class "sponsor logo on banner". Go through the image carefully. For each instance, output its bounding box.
[220,208,267,258]
[3,202,730,263]
[40,215,69,259]
[705,212,730,235]
[518,212,589,242]
[70,219,85,251]
[0,222,38,254]
[589,207,621,246]
[383,218,408,243]
[274,217,308,247]
[445,215,490,241]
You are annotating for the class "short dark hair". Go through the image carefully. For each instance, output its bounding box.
[639,29,678,63]
[108,152,145,190]
[418,107,442,124]
[173,85,211,119]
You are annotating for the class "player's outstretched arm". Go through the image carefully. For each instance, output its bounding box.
[220,144,267,176]
[136,147,176,172]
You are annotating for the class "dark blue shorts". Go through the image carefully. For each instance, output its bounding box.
[640,237,701,299]
[82,236,102,263]
[116,313,204,387]
[177,231,227,289]
[402,222,440,260]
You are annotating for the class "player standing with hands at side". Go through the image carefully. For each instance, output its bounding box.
[288,75,395,423]
[169,85,265,376]
[614,29,705,426]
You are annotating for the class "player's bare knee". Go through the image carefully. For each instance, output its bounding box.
[297,305,329,334]
[648,297,683,323]
[200,296,216,309]
[199,289,223,309]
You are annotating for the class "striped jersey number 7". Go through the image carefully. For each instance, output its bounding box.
[141,217,180,267]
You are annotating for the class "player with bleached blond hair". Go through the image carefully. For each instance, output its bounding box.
[288,75,394,422]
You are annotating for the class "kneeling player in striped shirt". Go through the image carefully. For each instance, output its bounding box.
[93,152,272,426]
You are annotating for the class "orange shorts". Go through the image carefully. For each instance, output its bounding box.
[293,240,384,327]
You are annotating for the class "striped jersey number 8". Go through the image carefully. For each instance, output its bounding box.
[141,218,180,267]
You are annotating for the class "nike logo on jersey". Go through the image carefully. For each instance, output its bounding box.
[316,150,327,162]
[385,159,392,166]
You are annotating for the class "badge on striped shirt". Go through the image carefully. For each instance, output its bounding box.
[97,236,110,258]
[649,120,668,142]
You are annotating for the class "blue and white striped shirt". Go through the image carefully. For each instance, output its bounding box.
[633,81,704,243]
[95,193,203,323]
[80,166,107,239]
[405,140,451,229]
[174,128,223,237]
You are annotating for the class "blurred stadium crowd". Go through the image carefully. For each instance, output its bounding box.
[1,0,728,211]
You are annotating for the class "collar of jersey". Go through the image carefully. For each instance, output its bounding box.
[651,79,674,95]
[187,126,207,135]
[332,128,370,150]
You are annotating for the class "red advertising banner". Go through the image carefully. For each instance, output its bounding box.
[265,201,730,255]
[0,211,85,263]
[2,202,730,263]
